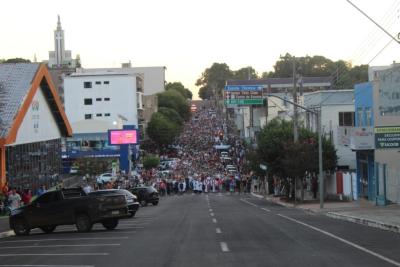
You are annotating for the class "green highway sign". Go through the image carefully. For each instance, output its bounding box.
[224,99,264,105]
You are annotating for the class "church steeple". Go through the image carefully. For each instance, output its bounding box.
[57,15,62,30]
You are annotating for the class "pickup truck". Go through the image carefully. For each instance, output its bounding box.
[9,187,128,236]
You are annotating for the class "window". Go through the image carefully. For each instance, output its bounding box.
[365,107,372,126]
[84,98,92,105]
[104,81,110,85]
[104,97,110,101]
[104,113,111,117]
[84,82,92,88]
[339,112,354,126]
[357,107,363,126]
[96,98,102,101]
[85,114,92,120]
[96,113,102,117]
[95,81,101,85]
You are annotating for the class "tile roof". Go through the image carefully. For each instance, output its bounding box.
[0,63,40,138]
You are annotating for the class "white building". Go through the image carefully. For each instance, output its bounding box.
[47,16,77,68]
[75,65,166,96]
[64,70,141,134]
[303,90,356,170]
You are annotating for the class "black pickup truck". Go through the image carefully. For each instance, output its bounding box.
[9,188,128,236]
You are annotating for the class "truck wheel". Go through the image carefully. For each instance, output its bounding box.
[76,214,92,232]
[40,226,56,234]
[102,219,118,230]
[13,219,30,236]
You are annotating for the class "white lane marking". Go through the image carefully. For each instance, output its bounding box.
[277,214,400,267]
[0,237,128,243]
[261,208,271,212]
[209,209,213,212]
[212,218,217,223]
[216,228,222,234]
[0,244,120,249]
[210,213,214,217]
[240,198,258,207]
[0,253,108,257]
[220,242,229,252]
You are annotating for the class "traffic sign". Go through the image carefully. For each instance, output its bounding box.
[224,99,264,105]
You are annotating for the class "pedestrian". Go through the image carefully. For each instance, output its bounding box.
[8,188,21,210]
[37,185,47,196]
[21,189,32,205]
[311,176,318,199]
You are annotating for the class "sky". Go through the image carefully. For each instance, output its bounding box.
[1,0,400,99]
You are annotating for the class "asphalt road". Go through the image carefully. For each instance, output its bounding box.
[0,193,400,267]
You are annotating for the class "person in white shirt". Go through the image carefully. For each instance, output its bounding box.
[8,188,21,210]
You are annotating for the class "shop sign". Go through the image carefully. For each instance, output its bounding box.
[375,126,400,149]
[350,127,374,150]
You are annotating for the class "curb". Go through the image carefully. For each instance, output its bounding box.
[251,192,263,199]
[251,192,295,208]
[327,212,400,234]
[0,230,14,238]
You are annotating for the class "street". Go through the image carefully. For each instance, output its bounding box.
[0,193,399,267]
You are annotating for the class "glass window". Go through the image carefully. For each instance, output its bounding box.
[96,113,102,117]
[95,81,101,85]
[84,98,92,105]
[357,107,363,126]
[96,98,102,101]
[104,81,110,85]
[104,98,110,101]
[85,114,92,120]
[339,112,355,126]
[83,82,92,89]
[365,107,372,126]
[104,113,111,117]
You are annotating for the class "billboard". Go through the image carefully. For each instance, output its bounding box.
[224,85,264,106]
[375,126,400,149]
[108,129,139,145]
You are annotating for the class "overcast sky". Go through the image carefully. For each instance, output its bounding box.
[1,0,400,99]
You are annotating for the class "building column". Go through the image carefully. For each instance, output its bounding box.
[0,146,6,189]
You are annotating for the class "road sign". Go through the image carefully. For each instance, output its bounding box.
[224,85,263,91]
[224,99,264,105]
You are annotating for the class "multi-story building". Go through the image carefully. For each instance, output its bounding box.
[63,69,142,172]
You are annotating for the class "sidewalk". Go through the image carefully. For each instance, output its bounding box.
[252,192,400,234]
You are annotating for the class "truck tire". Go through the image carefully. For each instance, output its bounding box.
[76,214,92,232]
[102,219,118,230]
[40,226,56,234]
[13,219,30,236]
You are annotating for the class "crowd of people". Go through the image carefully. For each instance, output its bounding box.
[143,105,254,196]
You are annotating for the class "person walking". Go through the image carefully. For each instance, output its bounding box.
[8,188,21,210]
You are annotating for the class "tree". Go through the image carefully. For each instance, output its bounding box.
[232,67,258,80]
[2,58,31,63]
[165,82,192,99]
[157,90,191,121]
[196,63,232,99]
[158,107,184,128]
[146,112,179,149]
[143,154,160,170]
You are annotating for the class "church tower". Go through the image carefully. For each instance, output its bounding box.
[48,15,75,68]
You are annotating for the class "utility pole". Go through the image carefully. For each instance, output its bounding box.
[293,58,299,143]
[318,108,324,209]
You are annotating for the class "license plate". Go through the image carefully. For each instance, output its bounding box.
[112,210,119,215]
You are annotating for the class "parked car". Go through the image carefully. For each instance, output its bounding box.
[96,173,116,184]
[9,187,128,236]
[89,189,139,218]
[130,186,159,206]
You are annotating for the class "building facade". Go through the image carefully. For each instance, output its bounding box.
[0,63,72,190]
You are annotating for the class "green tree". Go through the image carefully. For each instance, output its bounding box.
[166,82,192,99]
[143,154,160,170]
[196,63,232,99]
[2,58,31,63]
[157,90,191,121]
[146,112,179,149]
[158,107,184,127]
[232,67,258,80]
